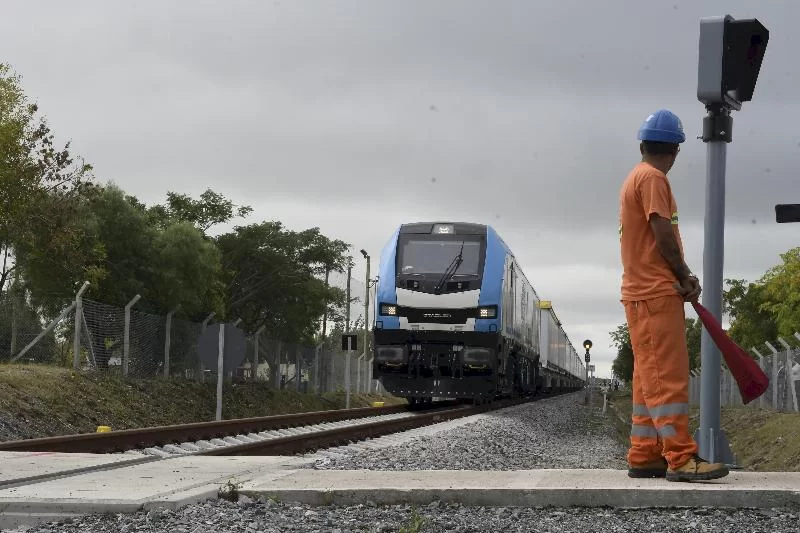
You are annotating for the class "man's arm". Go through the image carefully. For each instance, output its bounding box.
[648,214,692,282]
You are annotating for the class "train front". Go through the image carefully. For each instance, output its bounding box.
[372,222,502,403]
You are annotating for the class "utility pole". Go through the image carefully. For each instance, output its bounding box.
[345,262,352,333]
[695,14,768,464]
[583,340,592,406]
[360,249,371,363]
[321,266,331,340]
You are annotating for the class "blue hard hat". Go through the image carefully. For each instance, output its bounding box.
[637,109,686,144]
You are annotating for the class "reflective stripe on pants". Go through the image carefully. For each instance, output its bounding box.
[624,294,697,469]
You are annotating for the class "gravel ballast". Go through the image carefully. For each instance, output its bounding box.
[13,392,793,533]
[312,391,628,471]
[12,498,800,533]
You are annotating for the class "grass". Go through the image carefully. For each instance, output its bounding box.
[606,389,800,471]
[0,363,405,441]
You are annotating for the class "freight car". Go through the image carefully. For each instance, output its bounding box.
[371,221,586,405]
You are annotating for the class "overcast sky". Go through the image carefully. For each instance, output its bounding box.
[2,0,798,378]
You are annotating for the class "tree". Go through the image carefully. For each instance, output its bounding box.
[151,221,225,318]
[610,317,703,383]
[215,221,350,341]
[0,63,94,294]
[723,278,779,351]
[759,247,800,338]
[147,189,253,234]
[610,323,634,383]
[685,317,702,371]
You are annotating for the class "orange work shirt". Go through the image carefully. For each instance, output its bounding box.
[619,161,684,301]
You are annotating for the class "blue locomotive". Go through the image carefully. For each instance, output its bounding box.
[371,221,586,405]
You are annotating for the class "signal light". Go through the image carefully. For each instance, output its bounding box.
[775,204,800,224]
[478,306,497,318]
[697,15,769,111]
[380,304,397,316]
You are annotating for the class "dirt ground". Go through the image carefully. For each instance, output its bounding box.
[606,389,800,471]
[0,363,405,441]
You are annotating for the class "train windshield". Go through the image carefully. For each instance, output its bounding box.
[397,236,483,276]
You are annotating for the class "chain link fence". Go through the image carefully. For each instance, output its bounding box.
[689,333,800,412]
[0,283,388,397]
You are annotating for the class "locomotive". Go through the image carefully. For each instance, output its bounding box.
[371,221,586,405]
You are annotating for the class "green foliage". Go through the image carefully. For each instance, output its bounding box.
[399,509,425,533]
[723,279,779,351]
[610,323,633,382]
[723,247,799,350]
[759,247,800,338]
[685,317,702,370]
[0,290,57,362]
[147,188,253,234]
[0,63,94,294]
[2,62,355,355]
[216,222,350,340]
[610,317,701,383]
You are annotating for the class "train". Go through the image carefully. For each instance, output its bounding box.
[371,221,587,405]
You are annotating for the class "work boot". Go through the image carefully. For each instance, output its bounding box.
[627,457,667,478]
[666,455,729,482]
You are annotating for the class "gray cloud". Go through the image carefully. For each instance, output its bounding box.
[3,0,798,377]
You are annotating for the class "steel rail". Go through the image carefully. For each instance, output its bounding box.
[0,404,414,454]
[198,395,536,456]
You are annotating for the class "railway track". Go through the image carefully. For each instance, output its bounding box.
[0,394,556,459]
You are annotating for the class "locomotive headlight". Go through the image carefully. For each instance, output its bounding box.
[380,303,397,316]
[376,346,405,362]
[463,347,492,363]
[477,305,497,318]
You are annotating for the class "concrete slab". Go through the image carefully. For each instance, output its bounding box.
[239,468,800,509]
[0,455,312,530]
[0,451,154,489]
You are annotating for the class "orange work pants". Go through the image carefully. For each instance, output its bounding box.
[623,294,697,469]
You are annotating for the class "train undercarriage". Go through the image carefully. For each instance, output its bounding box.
[372,329,584,406]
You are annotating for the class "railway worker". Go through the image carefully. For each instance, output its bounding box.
[618,109,729,482]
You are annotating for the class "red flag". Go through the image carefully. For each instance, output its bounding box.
[691,301,769,404]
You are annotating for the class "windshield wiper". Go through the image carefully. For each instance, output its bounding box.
[433,242,464,295]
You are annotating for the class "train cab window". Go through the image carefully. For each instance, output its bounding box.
[397,237,483,276]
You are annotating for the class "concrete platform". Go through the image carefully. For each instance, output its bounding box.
[0,451,154,489]
[1,451,799,530]
[0,454,310,530]
[240,468,800,510]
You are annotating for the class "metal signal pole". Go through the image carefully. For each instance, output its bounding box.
[695,14,768,464]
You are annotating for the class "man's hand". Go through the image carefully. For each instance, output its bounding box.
[673,275,701,302]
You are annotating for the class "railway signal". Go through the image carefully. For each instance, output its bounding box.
[341,334,358,351]
[695,14,769,465]
[583,340,592,405]
[775,204,800,223]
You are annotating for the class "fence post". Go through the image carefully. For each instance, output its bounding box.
[72,282,91,371]
[345,350,351,409]
[295,345,301,392]
[274,340,282,389]
[216,323,225,421]
[356,353,365,394]
[9,279,20,357]
[253,325,265,381]
[778,338,798,412]
[752,348,766,409]
[766,341,780,411]
[367,356,373,393]
[197,312,216,381]
[164,305,180,378]
[122,294,141,377]
[313,343,322,393]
